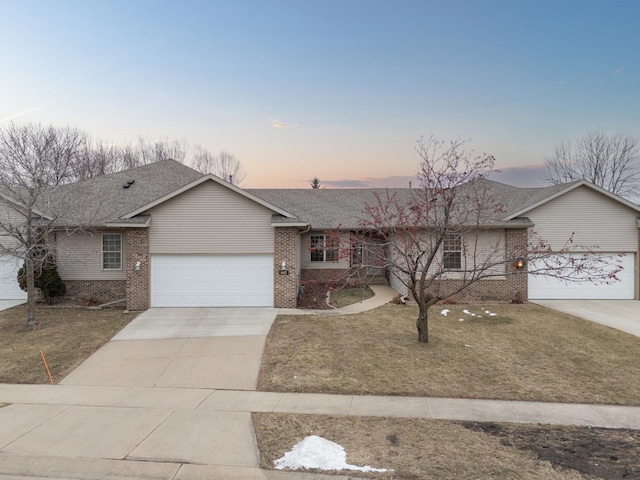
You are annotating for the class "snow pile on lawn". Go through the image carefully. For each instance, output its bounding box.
[274,435,389,473]
[441,307,499,320]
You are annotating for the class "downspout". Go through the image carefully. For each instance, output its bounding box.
[297,223,311,294]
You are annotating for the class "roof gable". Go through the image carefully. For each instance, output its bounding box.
[502,180,640,220]
[124,174,298,219]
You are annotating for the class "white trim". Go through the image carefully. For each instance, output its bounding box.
[101,233,123,271]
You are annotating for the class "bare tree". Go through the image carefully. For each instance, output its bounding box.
[120,136,189,169]
[348,137,621,343]
[543,131,640,199]
[192,147,246,185]
[310,177,322,189]
[0,123,88,326]
[69,139,123,181]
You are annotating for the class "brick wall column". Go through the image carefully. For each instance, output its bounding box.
[274,227,298,308]
[126,228,150,310]
[506,228,529,302]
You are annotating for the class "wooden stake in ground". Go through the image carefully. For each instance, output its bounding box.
[40,350,54,384]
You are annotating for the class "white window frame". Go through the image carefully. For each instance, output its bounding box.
[310,234,338,263]
[102,233,122,270]
[443,233,462,270]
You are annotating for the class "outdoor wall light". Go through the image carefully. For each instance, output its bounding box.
[279,261,289,275]
[134,261,141,271]
[514,259,526,270]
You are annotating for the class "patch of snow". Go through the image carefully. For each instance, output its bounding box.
[489,313,497,316]
[462,309,471,315]
[440,309,450,316]
[459,319,464,322]
[464,344,472,348]
[274,436,388,473]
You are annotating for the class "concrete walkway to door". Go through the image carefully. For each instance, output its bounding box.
[532,299,640,338]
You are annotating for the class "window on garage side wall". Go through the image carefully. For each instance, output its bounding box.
[102,233,122,270]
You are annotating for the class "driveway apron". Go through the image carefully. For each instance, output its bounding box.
[61,307,278,390]
[532,299,640,338]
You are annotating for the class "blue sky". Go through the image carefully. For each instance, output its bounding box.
[1,0,638,187]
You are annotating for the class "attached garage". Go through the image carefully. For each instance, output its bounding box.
[528,253,636,300]
[0,253,27,300]
[151,254,274,307]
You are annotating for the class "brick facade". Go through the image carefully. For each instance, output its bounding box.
[274,227,298,308]
[125,228,150,310]
[63,279,126,305]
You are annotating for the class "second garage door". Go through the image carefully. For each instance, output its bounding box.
[151,254,274,307]
[528,253,636,300]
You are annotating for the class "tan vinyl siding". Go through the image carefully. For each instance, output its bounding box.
[147,181,275,254]
[389,229,506,288]
[56,231,126,280]
[526,186,639,252]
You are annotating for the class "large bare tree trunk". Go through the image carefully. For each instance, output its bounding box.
[416,305,429,343]
[26,257,37,327]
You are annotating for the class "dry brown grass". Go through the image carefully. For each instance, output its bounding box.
[329,286,375,308]
[253,413,591,480]
[258,304,640,405]
[0,305,137,384]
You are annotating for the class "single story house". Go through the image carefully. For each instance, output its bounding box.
[0,159,638,307]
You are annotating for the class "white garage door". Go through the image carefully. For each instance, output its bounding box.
[151,254,274,307]
[0,254,27,300]
[528,253,635,300]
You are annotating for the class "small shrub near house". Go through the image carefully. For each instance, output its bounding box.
[18,261,67,304]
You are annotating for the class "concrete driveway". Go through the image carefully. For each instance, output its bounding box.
[0,299,26,311]
[532,300,640,338]
[61,308,278,390]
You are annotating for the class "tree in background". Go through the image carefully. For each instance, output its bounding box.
[310,177,322,189]
[191,147,247,185]
[350,137,622,343]
[543,131,640,199]
[0,122,86,325]
[69,136,246,184]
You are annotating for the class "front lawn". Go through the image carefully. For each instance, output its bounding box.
[0,306,138,384]
[258,304,640,405]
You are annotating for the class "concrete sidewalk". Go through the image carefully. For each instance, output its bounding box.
[1,385,640,478]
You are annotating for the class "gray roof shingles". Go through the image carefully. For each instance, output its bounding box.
[50,159,203,226]
[40,160,584,230]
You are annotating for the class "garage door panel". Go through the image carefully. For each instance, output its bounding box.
[151,255,273,307]
[529,253,635,300]
[0,254,27,300]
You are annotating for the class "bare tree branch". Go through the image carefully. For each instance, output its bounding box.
[191,147,246,185]
[0,122,89,325]
[543,131,640,199]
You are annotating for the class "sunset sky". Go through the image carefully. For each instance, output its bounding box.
[1,0,638,188]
